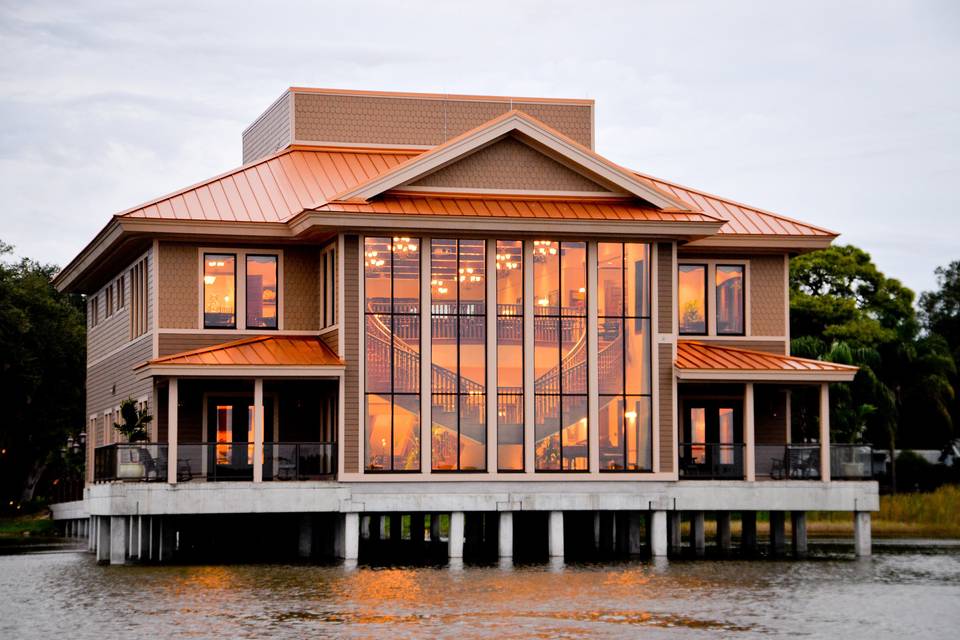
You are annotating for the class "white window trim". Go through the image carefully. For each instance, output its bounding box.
[678,258,751,338]
[197,247,284,332]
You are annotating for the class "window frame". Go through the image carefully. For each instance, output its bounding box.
[198,248,284,332]
[320,242,338,329]
[244,253,280,331]
[677,263,708,336]
[715,263,746,337]
[678,259,750,338]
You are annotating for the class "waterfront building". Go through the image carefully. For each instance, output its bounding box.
[50,88,875,564]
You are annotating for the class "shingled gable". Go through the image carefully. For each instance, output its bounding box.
[327,110,692,211]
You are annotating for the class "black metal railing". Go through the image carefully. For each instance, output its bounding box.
[94,442,337,482]
[678,442,745,479]
[94,444,169,482]
[754,443,875,480]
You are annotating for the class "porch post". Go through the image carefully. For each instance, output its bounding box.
[744,382,755,482]
[819,383,831,481]
[253,378,264,483]
[167,377,178,484]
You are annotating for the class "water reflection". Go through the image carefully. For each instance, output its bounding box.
[1,543,958,639]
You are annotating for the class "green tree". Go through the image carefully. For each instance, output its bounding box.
[0,242,86,507]
[113,398,152,443]
[918,260,960,440]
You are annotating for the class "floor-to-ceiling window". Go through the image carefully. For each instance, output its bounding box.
[598,242,652,471]
[364,237,421,471]
[496,240,524,471]
[431,239,486,471]
[533,241,588,471]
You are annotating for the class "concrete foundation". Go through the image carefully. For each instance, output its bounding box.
[690,511,705,556]
[548,511,564,558]
[343,513,360,560]
[854,511,871,557]
[791,511,808,557]
[137,515,149,560]
[741,511,757,552]
[668,511,681,554]
[449,512,465,559]
[627,512,644,555]
[96,516,110,564]
[110,516,127,565]
[498,512,513,558]
[717,512,732,553]
[770,511,786,554]
[298,514,313,558]
[649,511,667,557]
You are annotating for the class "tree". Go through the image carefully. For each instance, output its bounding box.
[919,260,960,441]
[790,245,955,454]
[113,398,152,442]
[0,241,86,507]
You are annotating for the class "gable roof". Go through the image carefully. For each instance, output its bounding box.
[676,341,857,382]
[328,110,692,211]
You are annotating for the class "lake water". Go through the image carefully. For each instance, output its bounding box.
[2,540,959,639]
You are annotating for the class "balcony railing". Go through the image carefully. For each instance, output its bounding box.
[94,442,336,483]
[678,443,745,479]
[756,444,821,480]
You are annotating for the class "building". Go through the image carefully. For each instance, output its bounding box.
[51,87,876,564]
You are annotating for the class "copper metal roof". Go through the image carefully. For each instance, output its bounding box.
[144,335,344,368]
[676,341,858,380]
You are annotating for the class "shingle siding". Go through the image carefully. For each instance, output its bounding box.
[658,343,674,473]
[158,243,198,330]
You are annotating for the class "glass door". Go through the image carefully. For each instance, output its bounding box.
[680,400,743,478]
[207,397,272,480]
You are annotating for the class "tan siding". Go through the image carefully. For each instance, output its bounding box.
[242,92,292,163]
[410,137,608,192]
[657,242,673,335]
[695,338,787,354]
[87,249,153,364]
[658,343,674,473]
[343,235,360,473]
[755,385,788,445]
[157,332,238,357]
[293,92,593,148]
[320,329,338,354]
[158,243,198,329]
[750,255,786,337]
[283,247,320,331]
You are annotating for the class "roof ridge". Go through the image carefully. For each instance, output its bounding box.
[678,340,858,370]
[631,170,838,237]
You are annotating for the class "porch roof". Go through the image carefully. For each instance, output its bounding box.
[676,341,858,382]
[135,335,344,378]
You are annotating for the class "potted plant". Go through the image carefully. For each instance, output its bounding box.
[113,399,153,479]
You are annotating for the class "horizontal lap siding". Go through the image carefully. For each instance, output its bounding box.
[658,343,674,473]
[695,339,786,354]
[242,92,292,164]
[157,333,242,357]
[755,386,788,444]
[320,330,338,354]
[657,243,673,335]
[343,236,360,473]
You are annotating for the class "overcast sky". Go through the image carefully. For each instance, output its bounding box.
[1,0,957,295]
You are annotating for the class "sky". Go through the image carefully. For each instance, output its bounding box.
[1,0,958,295]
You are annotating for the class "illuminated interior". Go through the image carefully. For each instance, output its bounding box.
[497,240,524,471]
[678,264,706,334]
[690,407,706,463]
[204,254,236,328]
[246,255,278,329]
[364,237,421,471]
[716,265,744,335]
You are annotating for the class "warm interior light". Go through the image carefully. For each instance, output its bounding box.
[624,410,638,420]
[203,275,216,285]
[538,297,549,306]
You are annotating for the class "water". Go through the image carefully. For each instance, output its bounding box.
[2,541,959,639]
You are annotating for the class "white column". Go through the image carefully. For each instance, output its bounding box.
[253,378,264,482]
[167,378,178,484]
[498,512,513,558]
[343,513,360,560]
[548,511,564,558]
[110,516,127,565]
[522,241,535,474]
[96,517,111,564]
[586,241,600,473]
[820,383,831,481]
[449,512,465,559]
[854,511,871,557]
[486,240,497,473]
[744,382,755,482]
[650,511,668,557]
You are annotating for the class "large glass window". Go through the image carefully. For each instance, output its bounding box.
[716,265,744,335]
[598,242,653,471]
[431,239,486,471]
[678,264,706,335]
[246,255,278,329]
[364,237,421,471]
[533,240,587,471]
[204,253,236,329]
[496,240,524,471]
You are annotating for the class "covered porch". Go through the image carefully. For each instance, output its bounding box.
[675,341,865,482]
[95,336,343,483]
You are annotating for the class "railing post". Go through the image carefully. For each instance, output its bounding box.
[253,378,264,482]
[744,383,755,481]
[820,383,831,482]
[167,377,178,485]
